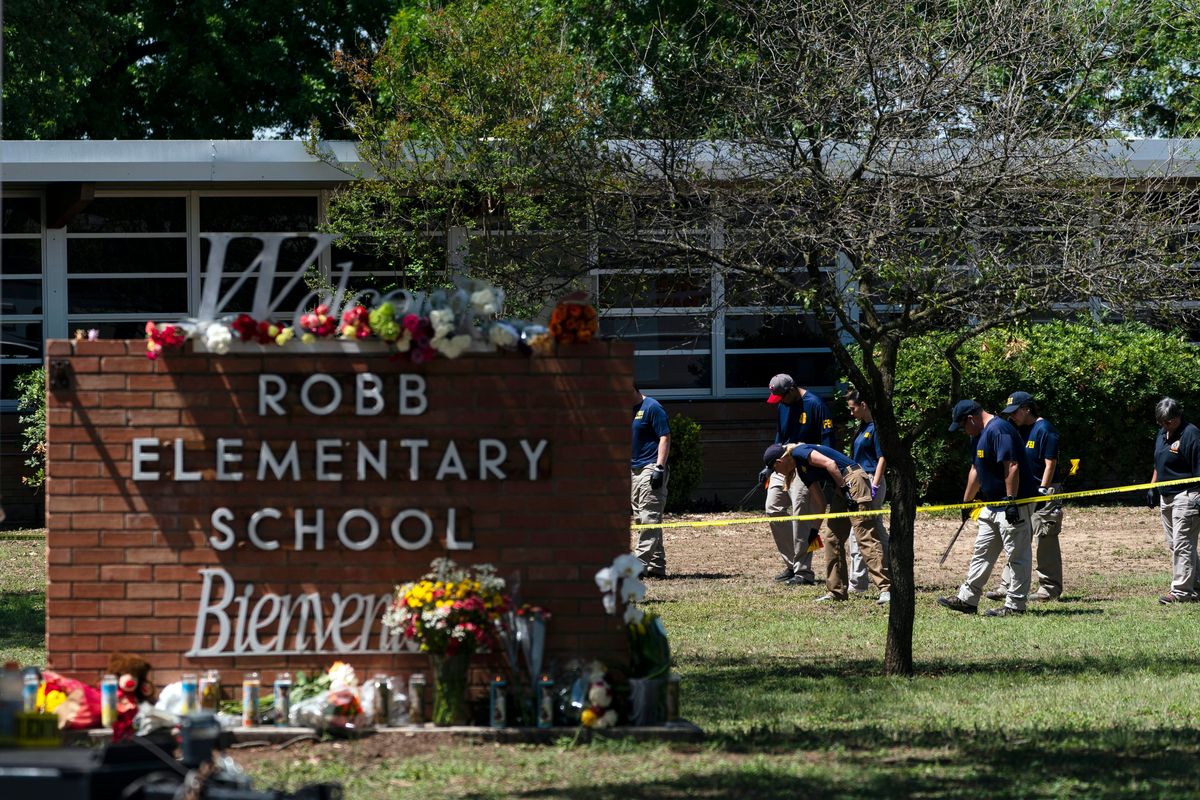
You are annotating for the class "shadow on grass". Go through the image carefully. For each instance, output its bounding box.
[0,590,45,652]
[475,734,1200,799]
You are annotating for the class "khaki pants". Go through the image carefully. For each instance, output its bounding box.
[849,476,889,592]
[958,505,1033,611]
[824,468,890,599]
[766,472,815,580]
[998,488,1063,596]
[1160,489,1200,598]
[632,465,669,573]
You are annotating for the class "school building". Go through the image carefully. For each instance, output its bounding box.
[2,139,1199,523]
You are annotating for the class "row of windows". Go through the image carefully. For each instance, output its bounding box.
[0,192,834,406]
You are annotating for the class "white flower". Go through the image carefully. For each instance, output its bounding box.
[488,322,519,349]
[612,554,645,580]
[429,308,456,338]
[600,709,618,728]
[623,604,645,626]
[327,661,358,692]
[601,593,617,615]
[619,578,646,604]
[433,333,472,359]
[470,288,499,316]
[203,323,233,355]
[594,567,615,593]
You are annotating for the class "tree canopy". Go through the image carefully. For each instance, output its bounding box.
[1,0,393,138]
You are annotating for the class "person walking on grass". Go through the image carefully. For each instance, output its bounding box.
[986,391,1064,602]
[1148,397,1200,604]
[845,391,889,598]
[764,374,832,587]
[631,384,670,579]
[763,440,891,605]
[938,400,1039,617]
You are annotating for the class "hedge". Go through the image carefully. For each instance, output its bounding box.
[854,321,1200,502]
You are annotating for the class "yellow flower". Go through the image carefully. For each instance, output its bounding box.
[44,689,67,714]
[580,709,598,727]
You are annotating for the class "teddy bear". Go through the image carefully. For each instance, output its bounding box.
[107,652,155,740]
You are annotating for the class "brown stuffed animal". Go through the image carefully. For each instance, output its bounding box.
[107,652,155,703]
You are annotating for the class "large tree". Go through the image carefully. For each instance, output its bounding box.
[1,0,393,139]
[587,0,1200,674]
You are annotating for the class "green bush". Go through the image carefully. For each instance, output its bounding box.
[15,367,46,490]
[667,413,704,512]
[877,321,1200,501]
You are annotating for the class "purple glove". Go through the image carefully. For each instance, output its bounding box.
[870,484,879,500]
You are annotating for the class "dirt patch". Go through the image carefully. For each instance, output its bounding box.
[641,505,1167,593]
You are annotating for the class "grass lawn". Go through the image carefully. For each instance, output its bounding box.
[5,508,1200,798]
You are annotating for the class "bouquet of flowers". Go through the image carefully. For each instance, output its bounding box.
[548,292,599,345]
[595,554,671,680]
[383,558,510,656]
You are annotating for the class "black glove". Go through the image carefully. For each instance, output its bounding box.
[1147,488,1160,508]
[1003,496,1020,524]
[757,465,772,485]
[650,465,665,489]
[840,486,859,511]
[961,507,973,523]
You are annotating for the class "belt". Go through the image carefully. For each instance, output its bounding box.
[839,465,865,478]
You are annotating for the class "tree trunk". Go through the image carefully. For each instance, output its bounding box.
[884,459,918,676]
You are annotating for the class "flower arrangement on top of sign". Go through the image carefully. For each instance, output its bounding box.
[143,274,599,362]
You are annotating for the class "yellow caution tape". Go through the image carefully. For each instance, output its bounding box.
[631,475,1200,531]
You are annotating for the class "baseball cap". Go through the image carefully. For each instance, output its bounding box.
[1001,391,1034,415]
[767,374,796,404]
[762,443,789,466]
[948,399,982,432]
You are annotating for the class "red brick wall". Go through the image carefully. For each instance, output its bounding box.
[45,339,632,685]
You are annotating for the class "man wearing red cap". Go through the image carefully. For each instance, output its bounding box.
[764,373,832,585]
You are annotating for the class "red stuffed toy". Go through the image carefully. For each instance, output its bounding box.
[107,653,155,741]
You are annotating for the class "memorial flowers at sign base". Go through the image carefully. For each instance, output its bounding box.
[595,553,673,725]
[382,558,509,726]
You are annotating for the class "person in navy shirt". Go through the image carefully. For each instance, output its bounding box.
[631,385,671,578]
[1148,397,1200,604]
[987,391,1064,602]
[845,391,890,602]
[763,439,890,603]
[938,400,1038,617]
[764,373,832,586]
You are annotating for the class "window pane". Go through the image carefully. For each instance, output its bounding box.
[67,278,187,314]
[1,362,42,402]
[725,352,836,389]
[634,354,712,391]
[1,239,42,274]
[68,320,152,339]
[600,314,710,350]
[0,322,43,360]
[2,198,41,233]
[0,280,43,314]
[67,197,186,233]
[725,314,825,349]
[214,277,315,317]
[67,238,187,274]
[598,272,711,308]
[201,236,325,273]
[724,270,809,307]
[200,196,318,232]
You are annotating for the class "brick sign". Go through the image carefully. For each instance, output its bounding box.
[45,340,631,681]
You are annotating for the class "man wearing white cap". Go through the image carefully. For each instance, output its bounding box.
[764,373,832,585]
